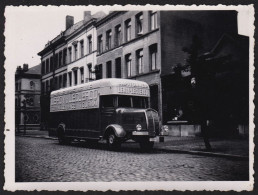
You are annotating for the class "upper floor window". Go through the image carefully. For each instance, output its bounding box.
[42,61,45,74]
[98,35,103,54]
[59,51,63,67]
[63,74,67,88]
[74,44,78,61]
[46,59,49,73]
[63,49,67,65]
[150,11,158,30]
[50,56,53,71]
[95,64,103,80]
[136,49,143,74]
[88,35,92,53]
[68,72,72,87]
[68,47,72,63]
[59,75,62,89]
[106,61,112,78]
[136,13,143,35]
[80,40,84,58]
[149,44,157,70]
[125,19,131,42]
[80,67,84,84]
[106,30,112,50]
[125,54,132,77]
[30,81,35,90]
[115,25,122,47]
[74,69,78,86]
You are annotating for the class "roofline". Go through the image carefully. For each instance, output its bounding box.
[96,11,126,27]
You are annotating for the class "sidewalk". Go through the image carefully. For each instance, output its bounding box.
[16,130,249,159]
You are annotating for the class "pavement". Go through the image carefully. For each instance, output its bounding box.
[16,130,249,160]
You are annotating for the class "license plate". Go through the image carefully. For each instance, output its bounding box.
[149,137,157,142]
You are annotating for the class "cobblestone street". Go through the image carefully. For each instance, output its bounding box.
[15,137,249,182]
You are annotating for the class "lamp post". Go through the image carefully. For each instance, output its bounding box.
[22,99,27,135]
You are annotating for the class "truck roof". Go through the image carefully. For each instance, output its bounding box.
[50,78,150,97]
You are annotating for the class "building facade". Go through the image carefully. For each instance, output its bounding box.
[15,64,41,131]
[38,11,106,130]
[38,10,248,136]
[95,11,241,124]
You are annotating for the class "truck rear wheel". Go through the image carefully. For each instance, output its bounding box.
[107,132,121,150]
[139,140,154,151]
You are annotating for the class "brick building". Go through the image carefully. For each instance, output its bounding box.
[95,11,244,131]
[15,64,41,131]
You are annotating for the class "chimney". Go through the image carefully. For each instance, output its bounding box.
[84,11,91,21]
[23,64,29,72]
[66,15,74,29]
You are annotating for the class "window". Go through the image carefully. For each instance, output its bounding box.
[54,77,58,90]
[50,56,53,71]
[50,78,53,90]
[115,57,121,78]
[68,47,72,63]
[98,35,103,54]
[125,19,131,42]
[46,59,49,73]
[87,63,93,81]
[74,69,78,85]
[59,51,63,67]
[80,67,84,83]
[63,49,67,65]
[106,30,112,50]
[46,80,50,92]
[74,44,78,61]
[149,44,157,70]
[80,40,84,58]
[42,61,45,74]
[54,53,58,69]
[68,72,72,86]
[30,81,35,90]
[106,61,112,78]
[95,64,102,80]
[136,49,143,74]
[59,75,62,89]
[150,11,158,30]
[115,25,121,47]
[63,74,67,88]
[102,95,115,108]
[136,13,143,35]
[88,35,92,53]
[125,54,132,77]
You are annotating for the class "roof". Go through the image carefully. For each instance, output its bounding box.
[26,64,41,75]
[38,11,106,56]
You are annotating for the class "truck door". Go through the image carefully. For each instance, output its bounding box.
[100,95,116,133]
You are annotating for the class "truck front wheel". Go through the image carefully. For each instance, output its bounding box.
[107,132,121,150]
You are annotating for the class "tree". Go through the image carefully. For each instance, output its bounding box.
[182,35,212,150]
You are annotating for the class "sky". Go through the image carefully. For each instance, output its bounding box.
[4,5,253,70]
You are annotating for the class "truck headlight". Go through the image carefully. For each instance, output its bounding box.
[162,125,169,132]
[136,124,142,131]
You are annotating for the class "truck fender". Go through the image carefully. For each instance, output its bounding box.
[105,124,126,138]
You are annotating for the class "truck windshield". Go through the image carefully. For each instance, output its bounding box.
[117,95,148,108]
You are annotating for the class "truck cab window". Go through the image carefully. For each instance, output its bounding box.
[102,95,115,107]
[118,95,132,107]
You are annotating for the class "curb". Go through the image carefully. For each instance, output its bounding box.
[17,135,248,160]
[157,147,248,160]
[17,134,58,140]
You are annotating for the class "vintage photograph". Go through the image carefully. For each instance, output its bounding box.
[4,5,254,191]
